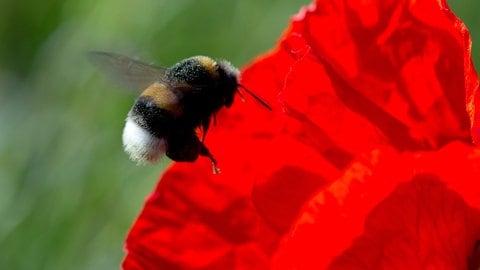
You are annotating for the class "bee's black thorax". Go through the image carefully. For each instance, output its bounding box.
[166,56,218,85]
[165,57,239,128]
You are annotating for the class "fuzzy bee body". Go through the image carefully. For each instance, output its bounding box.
[90,52,270,173]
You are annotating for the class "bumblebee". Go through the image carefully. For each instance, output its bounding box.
[89,51,271,173]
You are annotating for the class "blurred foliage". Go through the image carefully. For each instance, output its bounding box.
[0,0,477,269]
[0,0,311,269]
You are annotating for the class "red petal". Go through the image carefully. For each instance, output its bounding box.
[246,0,479,240]
[278,0,477,151]
[271,142,480,269]
[123,0,479,269]
[124,162,279,269]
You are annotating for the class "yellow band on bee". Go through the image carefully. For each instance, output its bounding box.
[140,83,183,118]
[195,56,219,78]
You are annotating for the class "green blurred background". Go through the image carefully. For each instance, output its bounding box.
[0,0,477,269]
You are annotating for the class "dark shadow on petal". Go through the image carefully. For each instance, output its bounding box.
[285,105,354,169]
[321,61,428,151]
[329,174,480,270]
[253,166,327,233]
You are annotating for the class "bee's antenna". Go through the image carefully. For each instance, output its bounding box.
[237,84,272,110]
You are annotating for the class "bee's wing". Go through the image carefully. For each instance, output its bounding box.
[88,51,167,92]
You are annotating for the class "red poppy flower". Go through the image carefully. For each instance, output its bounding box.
[123,0,480,269]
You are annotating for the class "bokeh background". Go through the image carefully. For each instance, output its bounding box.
[0,0,478,269]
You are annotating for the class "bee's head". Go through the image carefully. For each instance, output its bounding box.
[215,60,240,108]
[181,57,270,111]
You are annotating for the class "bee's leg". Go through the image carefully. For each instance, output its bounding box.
[199,144,220,174]
[200,118,210,143]
[165,129,200,162]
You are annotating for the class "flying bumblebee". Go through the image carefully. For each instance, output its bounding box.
[89,51,271,174]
